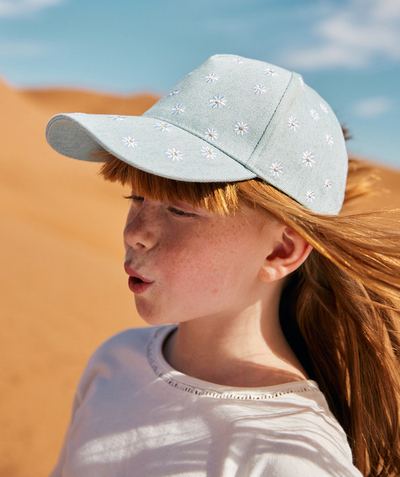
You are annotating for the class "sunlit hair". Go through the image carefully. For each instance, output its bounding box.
[98,151,400,476]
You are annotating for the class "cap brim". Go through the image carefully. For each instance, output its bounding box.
[46,113,257,183]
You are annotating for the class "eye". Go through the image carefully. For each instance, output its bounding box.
[125,195,144,202]
[166,206,197,218]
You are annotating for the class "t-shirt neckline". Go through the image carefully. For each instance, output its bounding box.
[147,325,320,401]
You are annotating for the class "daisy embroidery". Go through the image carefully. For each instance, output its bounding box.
[302,151,315,168]
[234,122,248,135]
[109,115,126,121]
[254,85,266,95]
[288,116,299,131]
[154,122,173,132]
[326,134,334,146]
[122,137,138,148]
[324,179,332,191]
[204,128,218,142]
[166,148,183,161]
[209,95,226,109]
[270,162,283,178]
[306,190,315,203]
[205,73,219,83]
[201,146,217,160]
[320,103,329,114]
[232,58,243,64]
[263,68,278,77]
[171,104,185,115]
[310,109,320,121]
[169,89,180,96]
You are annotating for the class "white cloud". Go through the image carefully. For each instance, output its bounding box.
[352,97,393,118]
[281,0,400,70]
[0,0,63,17]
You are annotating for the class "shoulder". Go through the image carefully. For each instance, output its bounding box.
[75,325,172,402]
[244,391,363,476]
[236,382,363,476]
[90,324,171,360]
[254,453,362,477]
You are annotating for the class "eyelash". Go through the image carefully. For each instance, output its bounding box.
[125,195,196,218]
[166,207,196,218]
[125,195,144,202]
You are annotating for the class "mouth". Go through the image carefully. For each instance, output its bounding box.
[124,264,154,295]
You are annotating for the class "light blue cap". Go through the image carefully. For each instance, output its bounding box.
[46,54,348,215]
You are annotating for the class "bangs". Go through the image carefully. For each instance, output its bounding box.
[97,151,378,225]
[97,151,311,221]
[98,152,241,215]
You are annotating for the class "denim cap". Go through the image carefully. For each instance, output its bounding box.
[46,54,348,215]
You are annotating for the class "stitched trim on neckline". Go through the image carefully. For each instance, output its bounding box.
[147,327,317,401]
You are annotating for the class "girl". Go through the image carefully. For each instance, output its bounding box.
[46,54,400,476]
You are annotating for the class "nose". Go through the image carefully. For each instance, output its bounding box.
[123,200,160,251]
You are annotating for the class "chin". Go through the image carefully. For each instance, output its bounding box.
[134,297,173,327]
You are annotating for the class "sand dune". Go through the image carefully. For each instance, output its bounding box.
[0,78,399,477]
[20,87,159,117]
[0,81,158,477]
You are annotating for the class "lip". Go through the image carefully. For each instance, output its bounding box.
[124,264,154,295]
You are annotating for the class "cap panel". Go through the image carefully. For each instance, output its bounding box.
[143,54,291,167]
[248,74,348,214]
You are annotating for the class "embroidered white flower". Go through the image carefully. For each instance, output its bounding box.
[154,122,173,132]
[122,137,138,148]
[205,73,219,83]
[171,104,185,115]
[306,190,316,203]
[263,68,278,77]
[326,134,334,146]
[298,76,305,90]
[254,85,266,95]
[169,89,180,96]
[109,115,126,121]
[310,109,320,121]
[324,179,332,191]
[232,58,243,64]
[270,162,283,177]
[302,151,315,167]
[320,103,328,114]
[209,95,226,109]
[201,146,217,159]
[204,128,218,142]
[288,116,299,131]
[234,122,248,135]
[166,148,183,161]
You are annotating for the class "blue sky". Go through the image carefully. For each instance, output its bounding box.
[0,0,399,167]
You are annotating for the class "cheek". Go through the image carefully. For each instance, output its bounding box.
[161,228,254,296]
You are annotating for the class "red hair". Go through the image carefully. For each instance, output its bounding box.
[98,153,400,476]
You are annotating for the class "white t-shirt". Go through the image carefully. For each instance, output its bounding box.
[50,325,363,477]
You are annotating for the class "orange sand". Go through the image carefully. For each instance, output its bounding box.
[0,79,399,477]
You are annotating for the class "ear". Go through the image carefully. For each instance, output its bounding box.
[258,226,313,283]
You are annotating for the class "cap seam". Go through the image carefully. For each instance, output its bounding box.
[246,71,294,167]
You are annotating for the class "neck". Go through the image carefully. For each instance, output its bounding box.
[163,290,308,388]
